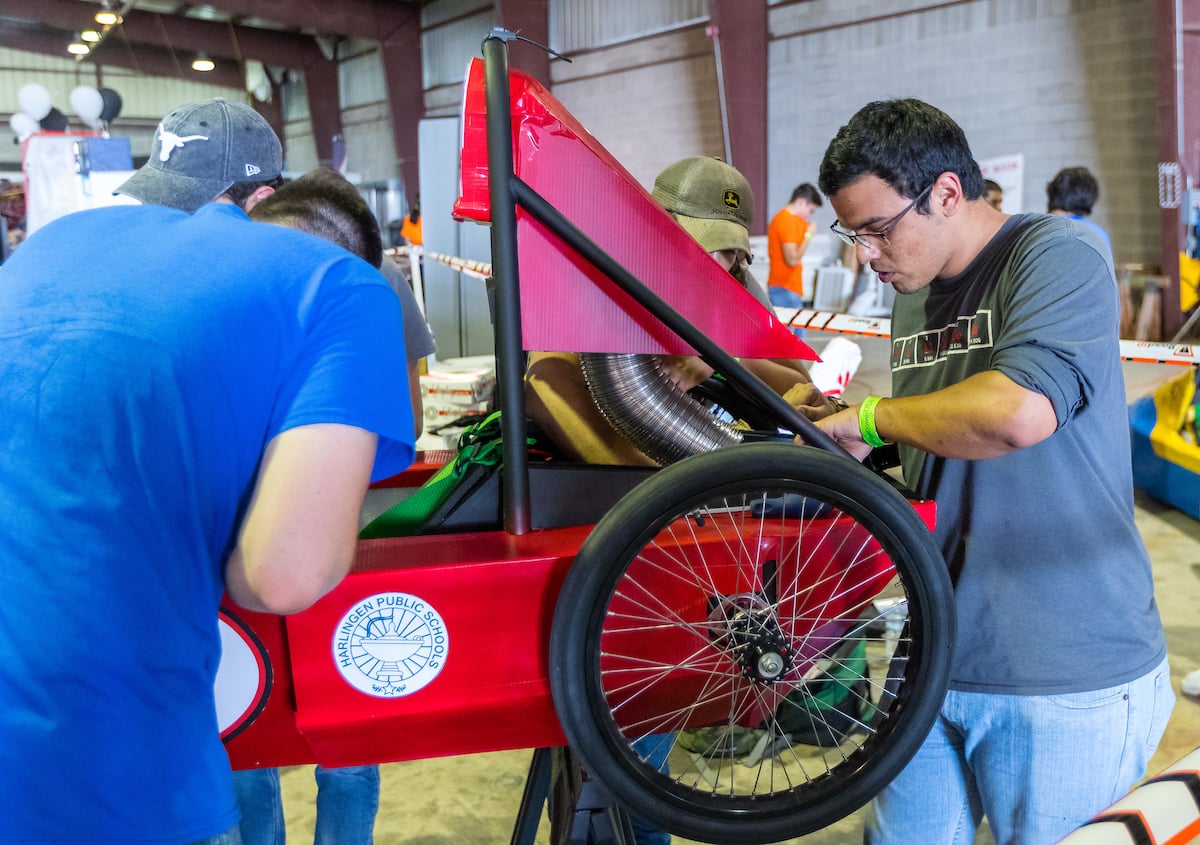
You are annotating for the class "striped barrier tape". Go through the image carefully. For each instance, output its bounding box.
[420,250,493,281]
[412,251,1200,367]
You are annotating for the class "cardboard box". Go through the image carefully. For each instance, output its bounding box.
[420,356,496,406]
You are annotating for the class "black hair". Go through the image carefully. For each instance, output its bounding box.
[1046,167,1099,216]
[984,179,1002,194]
[249,167,383,268]
[789,183,824,206]
[407,195,420,225]
[818,98,985,212]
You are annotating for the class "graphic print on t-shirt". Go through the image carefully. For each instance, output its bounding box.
[892,309,993,372]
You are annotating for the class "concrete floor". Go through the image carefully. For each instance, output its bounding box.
[277,338,1200,844]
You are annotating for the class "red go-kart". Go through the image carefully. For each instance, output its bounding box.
[216,29,954,845]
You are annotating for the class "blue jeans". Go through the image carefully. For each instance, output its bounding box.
[767,286,809,338]
[232,765,379,845]
[864,657,1174,845]
[628,734,672,845]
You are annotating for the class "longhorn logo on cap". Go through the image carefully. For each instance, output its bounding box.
[157,129,209,162]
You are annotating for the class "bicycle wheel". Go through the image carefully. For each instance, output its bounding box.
[549,443,953,844]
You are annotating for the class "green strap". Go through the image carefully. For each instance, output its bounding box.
[358,412,506,540]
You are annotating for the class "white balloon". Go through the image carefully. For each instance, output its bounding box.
[9,112,39,141]
[69,85,104,128]
[17,83,52,121]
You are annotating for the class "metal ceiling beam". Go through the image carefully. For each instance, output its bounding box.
[0,0,325,69]
[0,22,244,89]
[178,0,416,42]
[377,4,422,198]
[1,0,420,178]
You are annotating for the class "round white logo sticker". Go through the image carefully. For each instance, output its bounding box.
[332,592,448,698]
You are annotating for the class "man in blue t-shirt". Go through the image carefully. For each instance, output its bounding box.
[797,99,1171,844]
[1047,165,1113,254]
[0,99,415,845]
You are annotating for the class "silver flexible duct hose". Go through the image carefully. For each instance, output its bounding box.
[579,352,743,466]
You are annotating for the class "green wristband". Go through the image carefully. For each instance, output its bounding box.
[859,396,887,449]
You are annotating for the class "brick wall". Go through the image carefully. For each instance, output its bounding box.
[765,0,1159,265]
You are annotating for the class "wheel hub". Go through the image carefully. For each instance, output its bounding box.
[708,593,794,684]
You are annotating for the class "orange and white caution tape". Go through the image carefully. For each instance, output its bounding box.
[394,253,1200,367]
[1117,340,1200,366]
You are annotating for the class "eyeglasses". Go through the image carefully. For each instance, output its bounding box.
[830,183,933,250]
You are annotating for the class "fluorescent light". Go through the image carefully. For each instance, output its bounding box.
[191,54,215,72]
[94,11,121,25]
[81,30,102,42]
[68,41,90,55]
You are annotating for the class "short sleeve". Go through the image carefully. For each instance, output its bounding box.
[990,223,1118,427]
[272,268,416,481]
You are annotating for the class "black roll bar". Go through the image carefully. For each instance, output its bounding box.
[481,29,850,536]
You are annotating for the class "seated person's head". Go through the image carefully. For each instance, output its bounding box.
[249,167,383,268]
[652,156,753,279]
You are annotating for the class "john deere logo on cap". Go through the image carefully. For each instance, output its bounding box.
[723,190,741,210]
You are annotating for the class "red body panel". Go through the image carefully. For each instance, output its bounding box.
[222,502,936,770]
[223,525,590,768]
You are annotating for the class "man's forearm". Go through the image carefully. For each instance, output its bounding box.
[871,371,1058,458]
[817,370,1058,461]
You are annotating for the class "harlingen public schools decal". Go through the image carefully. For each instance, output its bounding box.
[333,592,449,698]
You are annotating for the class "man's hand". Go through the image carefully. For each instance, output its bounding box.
[783,383,876,460]
[659,355,715,391]
[783,383,842,421]
[811,407,875,461]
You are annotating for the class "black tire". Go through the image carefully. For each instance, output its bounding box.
[549,443,953,844]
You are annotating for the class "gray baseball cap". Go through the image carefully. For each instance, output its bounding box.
[652,156,753,256]
[116,98,282,213]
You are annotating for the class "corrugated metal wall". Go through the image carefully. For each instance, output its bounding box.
[546,0,719,190]
[0,47,249,174]
[340,39,388,109]
[422,0,493,91]
[549,0,707,53]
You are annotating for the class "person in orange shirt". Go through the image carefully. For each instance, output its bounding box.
[766,183,823,310]
[399,195,422,246]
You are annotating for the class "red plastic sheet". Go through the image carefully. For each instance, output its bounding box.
[455,57,816,361]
